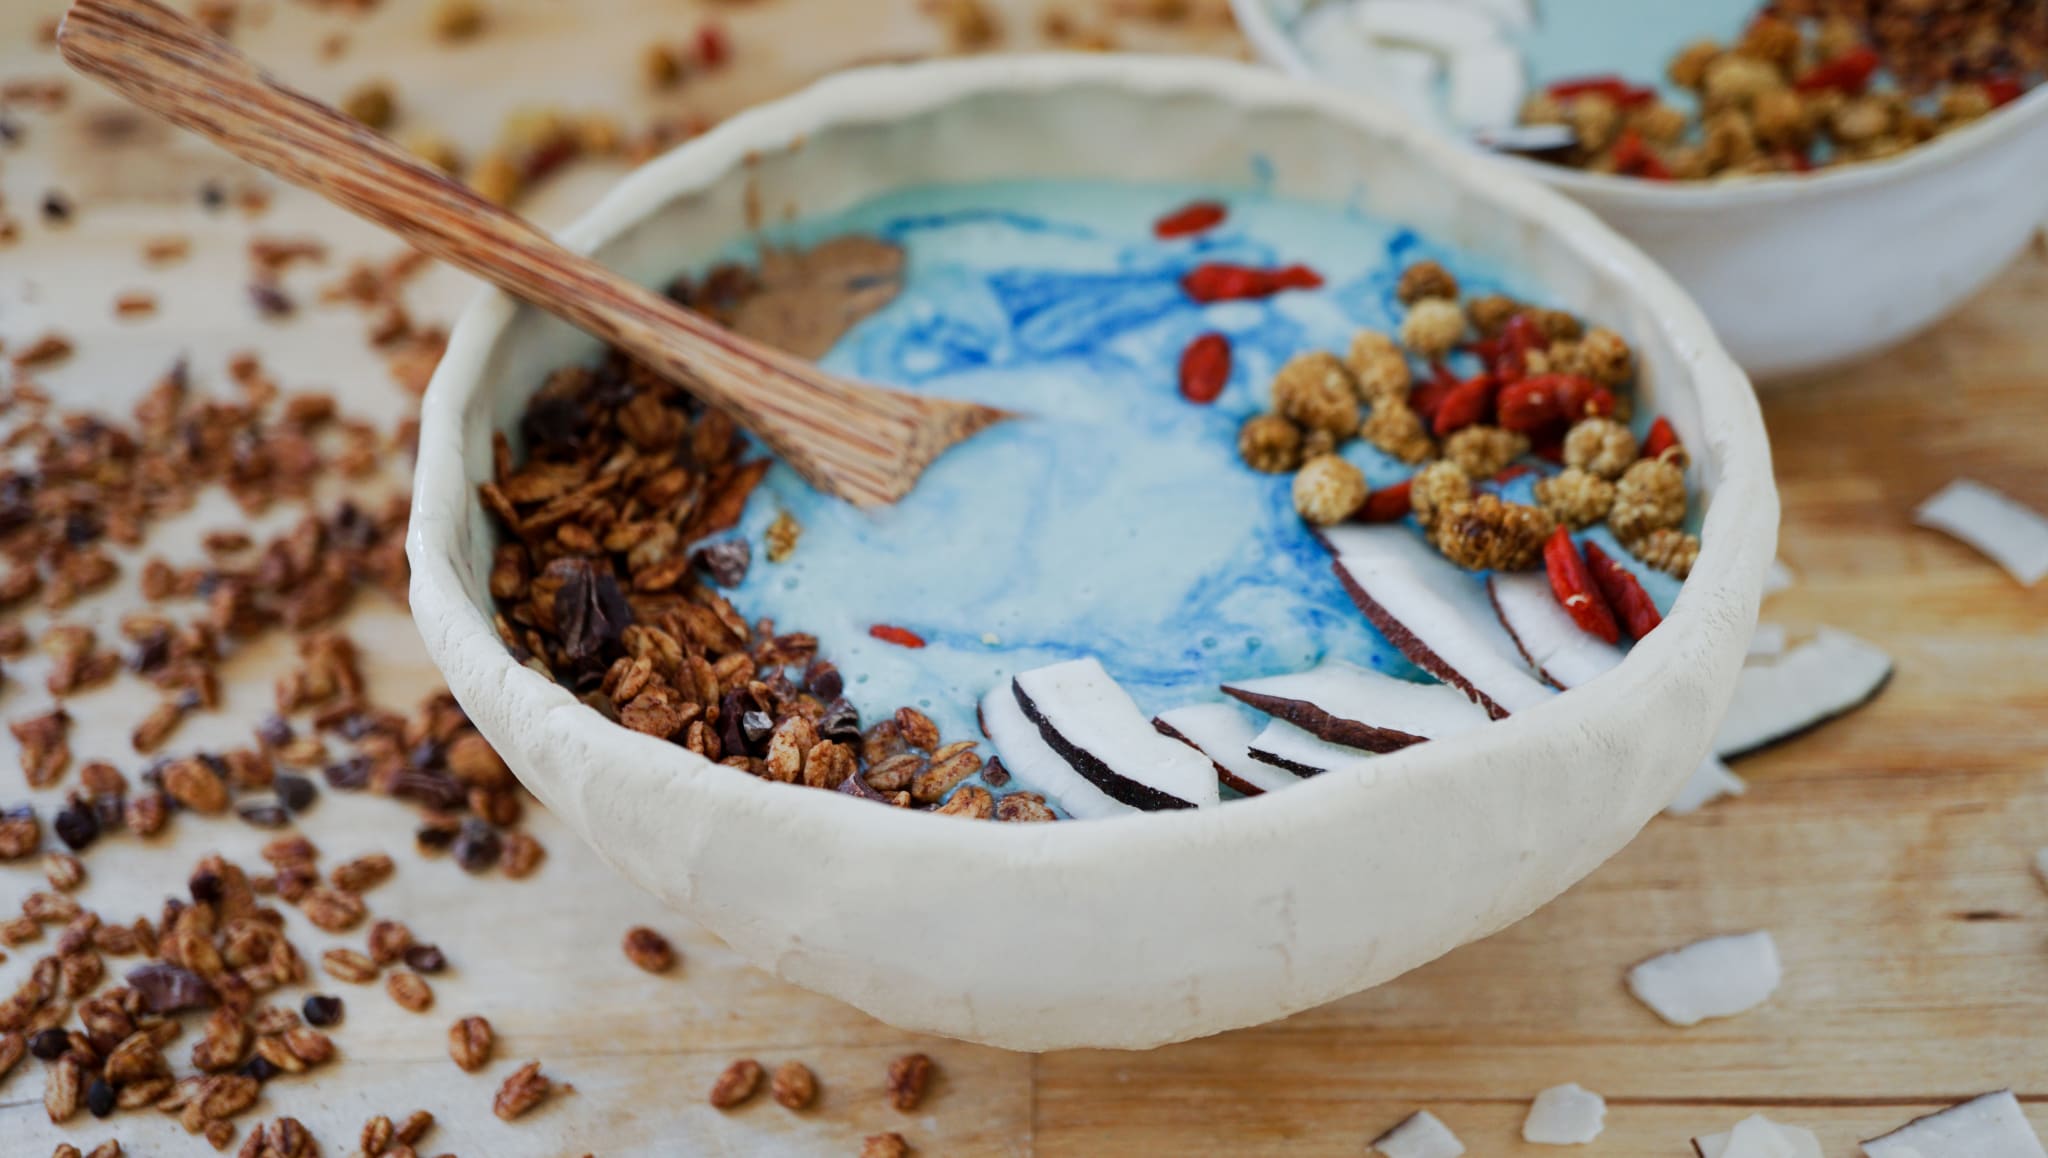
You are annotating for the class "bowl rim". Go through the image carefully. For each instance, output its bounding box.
[407,52,1774,860]
[1228,0,2048,209]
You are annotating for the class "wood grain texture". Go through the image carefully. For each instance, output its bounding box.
[56,0,1009,509]
[3,0,2047,1154]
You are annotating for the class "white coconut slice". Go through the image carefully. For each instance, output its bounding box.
[979,681,1132,820]
[1372,42,1448,126]
[1489,573,1623,689]
[1663,755,1746,817]
[1862,1090,2047,1158]
[1455,0,1534,30]
[1522,1082,1606,1145]
[1762,558,1796,597]
[1694,1115,1824,1158]
[1352,0,1498,53]
[1712,628,1892,759]
[1474,122,1578,155]
[1746,622,1787,660]
[1222,659,1491,752]
[1153,702,1304,797]
[1322,525,1553,719]
[1915,479,2048,587]
[1373,1109,1467,1158]
[1626,931,1782,1027]
[1246,718,1381,778]
[1448,39,1525,128]
[1012,659,1221,811]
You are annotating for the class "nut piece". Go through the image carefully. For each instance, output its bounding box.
[1396,260,1458,306]
[1534,467,1617,529]
[771,1059,817,1110]
[448,1015,493,1072]
[1270,352,1359,438]
[886,1052,933,1112]
[1346,329,1411,401]
[492,1060,555,1121]
[1563,418,1639,480]
[1291,455,1367,526]
[622,926,676,974]
[386,971,433,1013]
[1399,298,1465,358]
[1237,413,1302,474]
[861,1134,912,1158]
[709,1058,764,1109]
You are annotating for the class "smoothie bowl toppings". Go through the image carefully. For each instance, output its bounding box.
[480,184,1700,821]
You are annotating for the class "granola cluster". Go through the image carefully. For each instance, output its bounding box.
[479,274,1053,822]
[1517,8,2041,180]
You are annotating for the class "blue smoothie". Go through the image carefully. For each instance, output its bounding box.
[706,179,1679,770]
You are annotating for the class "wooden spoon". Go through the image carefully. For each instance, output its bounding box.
[56,0,1010,508]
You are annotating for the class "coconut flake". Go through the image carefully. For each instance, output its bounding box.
[1374,1110,1467,1158]
[1694,1115,1824,1158]
[1247,718,1381,778]
[1323,525,1553,718]
[1862,1090,2047,1158]
[980,681,1132,820]
[1489,572,1623,689]
[1153,702,1304,797]
[1746,622,1787,660]
[1713,628,1892,759]
[1522,1082,1606,1145]
[1222,659,1491,751]
[1663,755,1746,817]
[1627,930,1781,1027]
[1014,659,1221,811]
[1915,479,2048,587]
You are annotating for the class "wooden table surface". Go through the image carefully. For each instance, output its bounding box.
[3,1,2046,1154]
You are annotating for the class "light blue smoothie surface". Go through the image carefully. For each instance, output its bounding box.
[708,179,1683,763]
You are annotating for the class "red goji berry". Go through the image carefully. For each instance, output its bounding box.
[1543,529,1620,644]
[1795,46,1878,94]
[1410,361,1461,423]
[1177,332,1231,404]
[1985,75,2025,107]
[1353,479,1412,523]
[867,624,926,649]
[1180,262,1323,304]
[1431,374,1497,437]
[1583,541,1662,641]
[1531,436,1565,465]
[1610,130,1672,181]
[1546,75,1656,107]
[1154,200,1227,239]
[696,21,729,67]
[1641,416,1682,462]
[1548,375,1615,421]
[1497,377,1564,435]
[1492,464,1536,484]
[1489,313,1546,384]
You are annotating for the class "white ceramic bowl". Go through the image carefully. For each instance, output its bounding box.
[408,54,1777,1051]
[1231,0,2048,380]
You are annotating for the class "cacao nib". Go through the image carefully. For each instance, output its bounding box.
[274,774,317,812]
[982,756,1010,788]
[692,538,752,588]
[235,801,291,829]
[551,558,632,671]
[189,868,223,903]
[402,943,447,973]
[240,1054,280,1082]
[126,963,213,1013]
[323,756,371,791]
[302,993,343,1026]
[818,697,862,745]
[451,819,500,873]
[804,661,844,702]
[255,714,294,747]
[390,770,465,811]
[28,1028,69,1059]
[87,1077,115,1117]
[92,793,124,831]
[54,798,100,850]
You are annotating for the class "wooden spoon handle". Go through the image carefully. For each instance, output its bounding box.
[57,0,988,504]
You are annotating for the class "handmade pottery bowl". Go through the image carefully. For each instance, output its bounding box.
[408,54,1777,1051]
[1232,0,2048,381]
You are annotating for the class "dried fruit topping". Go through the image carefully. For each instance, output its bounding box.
[1177,331,1231,404]
[867,624,926,649]
[1583,541,1663,641]
[1152,199,1227,239]
[1543,528,1620,645]
[1180,261,1323,303]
